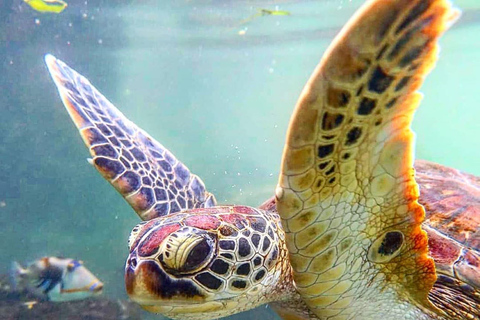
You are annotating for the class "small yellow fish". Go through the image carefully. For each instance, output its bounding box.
[24,0,68,14]
[258,9,291,16]
[23,301,38,309]
[237,8,291,30]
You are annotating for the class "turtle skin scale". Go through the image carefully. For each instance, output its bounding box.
[44,0,478,319]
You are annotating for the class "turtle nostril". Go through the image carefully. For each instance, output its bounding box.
[129,257,138,268]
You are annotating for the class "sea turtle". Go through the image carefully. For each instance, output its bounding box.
[44,0,479,319]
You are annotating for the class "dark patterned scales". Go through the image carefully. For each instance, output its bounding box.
[45,0,479,319]
[45,55,216,221]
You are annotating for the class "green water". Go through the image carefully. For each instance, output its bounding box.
[1,0,479,319]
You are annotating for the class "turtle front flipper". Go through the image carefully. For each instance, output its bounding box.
[276,0,458,319]
[45,55,216,220]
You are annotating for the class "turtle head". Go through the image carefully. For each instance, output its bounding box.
[124,206,293,319]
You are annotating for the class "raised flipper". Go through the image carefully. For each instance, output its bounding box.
[45,55,216,221]
[276,0,458,318]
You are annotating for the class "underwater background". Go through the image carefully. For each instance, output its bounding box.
[1,0,479,319]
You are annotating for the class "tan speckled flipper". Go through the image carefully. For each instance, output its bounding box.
[276,0,458,319]
[45,55,216,220]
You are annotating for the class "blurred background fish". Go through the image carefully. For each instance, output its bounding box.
[23,0,68,14]
[235,7,291,34]
[11,257,103,302]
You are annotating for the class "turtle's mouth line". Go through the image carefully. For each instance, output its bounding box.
[131,296,231,306]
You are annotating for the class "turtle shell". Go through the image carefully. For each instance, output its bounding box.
[416,159,480,318]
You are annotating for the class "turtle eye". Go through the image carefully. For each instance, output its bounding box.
[183,237,212,272]
[159,228,216,275]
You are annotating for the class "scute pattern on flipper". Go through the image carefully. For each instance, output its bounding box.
[45,55,216,220]
[277,0,457,319]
